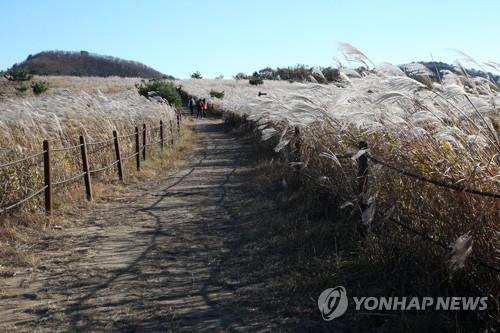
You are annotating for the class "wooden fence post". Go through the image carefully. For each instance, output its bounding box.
[79,136,92,201]
[135,126,141,171]
[142,124,147,161]
[160,120,164,151]
[113,130,124,181]
[294,127,301,163]
[43,140,52,215]
[169,120,174,145]
[177,113,181,134]
[356,140,369,236]
[357,141,368,196]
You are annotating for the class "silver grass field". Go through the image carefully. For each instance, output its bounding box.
[0,77,177,211]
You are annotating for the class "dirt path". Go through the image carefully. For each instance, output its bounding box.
[0,118,296,332]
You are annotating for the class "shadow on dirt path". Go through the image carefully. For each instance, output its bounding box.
[0,118,311,332]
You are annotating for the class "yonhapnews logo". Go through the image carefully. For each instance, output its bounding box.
[317,286,348,320]
[318,286,488,320]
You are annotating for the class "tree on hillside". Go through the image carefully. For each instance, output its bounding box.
[191,71,202,79]
[234,72,248,80]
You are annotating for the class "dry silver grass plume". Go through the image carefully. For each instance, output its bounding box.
[449,233,473,271]
[338,42,375,69]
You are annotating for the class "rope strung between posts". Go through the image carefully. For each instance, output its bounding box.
[366,154,500,199]
[0,151,46,168]
[52,143,84,152]
[122,152,139,161]
[53,172,86,187]
[86,137,116,146]
[324,150,499,198]
[89,160,119,174]
[116,132,137,139]
[0,186,47,213]
[144,139,163,147]
[0,118,173,215]
[384,215,500,274]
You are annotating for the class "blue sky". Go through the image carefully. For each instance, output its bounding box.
[0,0,498,78]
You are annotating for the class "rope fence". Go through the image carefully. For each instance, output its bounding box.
[230,113,500,274]
[0,151,46,168]
[116,132,137,139]
[367,154,500,199]
[86,137,116,146]
[122,152,139,161]
[0,116,181,216]
[0,186,47,214]
[53,172,87,188]
[52,143,84,152]
[384,215,500,273]
[89,160,119,175]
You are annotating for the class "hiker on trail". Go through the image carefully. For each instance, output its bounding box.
[188,97,195,115]
[202,98,208,118]
[196,98,203,118]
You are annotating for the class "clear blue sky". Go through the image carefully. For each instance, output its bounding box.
[1,0,498,78]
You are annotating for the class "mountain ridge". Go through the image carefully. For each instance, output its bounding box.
[9,50,174,79]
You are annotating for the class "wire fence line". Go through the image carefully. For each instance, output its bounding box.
[0,115,182,216]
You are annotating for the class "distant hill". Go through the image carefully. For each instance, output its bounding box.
[240,62,499,84]
[9,51,174,79]
[400,61,499,83]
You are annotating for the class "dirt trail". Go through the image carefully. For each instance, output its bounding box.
[0,118,294,332]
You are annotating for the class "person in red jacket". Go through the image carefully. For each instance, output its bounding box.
[202,98,208,118]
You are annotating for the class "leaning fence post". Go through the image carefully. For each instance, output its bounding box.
[177,113,181,134]
[160,120,164,151]
[356,141,369,236]
[142,124,147,161]
[135,126,141,171]
[113,130,124,181]
[43,140,52,215]
[79,136,92,201]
